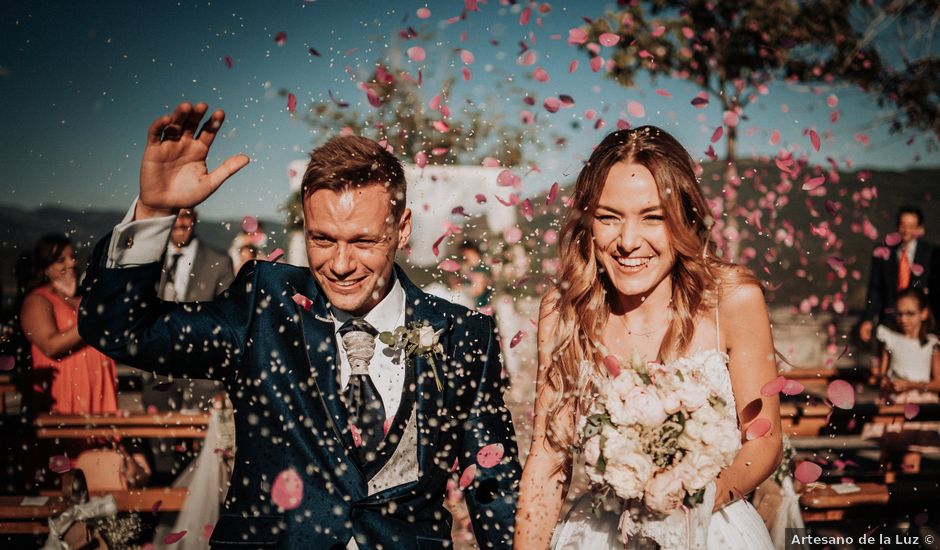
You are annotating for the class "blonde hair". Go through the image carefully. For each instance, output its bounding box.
[544,126,758,454]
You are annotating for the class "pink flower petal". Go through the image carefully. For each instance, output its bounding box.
[415,150,428,169]
[826,94,838,108]
[407,46,426,62]
[461,67,472,81]
[510,331,525,349]
[266,248,284,263]
[809,129,821,152]
[722,111,739,127]
[521,199,534,221]
[202,524,214,541]
[567,28,588,45]
[416,7,431,19]
[350,424,362,447]
[627,101,645,118]
[911,263,924,277]
[568,60,579,73]
[543,97,561,113]
[223,55,233,69]
[655,89,672,98]
[475,194,487,204]
[603,355,621,378]
[164,531,187,545]
[477,443,505,468]
[599,32,620,47]
[49,454,70,474]
[274,32,287,46]
[770,130,781,145]
[292,293,313,311]
[383,418,392,435]
[794,461,823,484]
[272,468,303,510]
[745,418,771,440]
[905,403,920,420]
[710,126,723,143]
[241,215,259,233]
[459,464,477,488]
[438,259,461,272]
[519,5,531,25]
[547,182,559,204]
[827,380,855,410]
[152,500,162,515]
[651,26,666,37]
[432,120,449,132]
[589,56,604,72]
[782,380,804,396]
[802,176,826,191]
[533,67,549,82]
[504,226,523,243]
[460,50,474,64]
[287,93,297,113]
[0,355,13,372]
[760,375,786,396]
[884,232,902,246]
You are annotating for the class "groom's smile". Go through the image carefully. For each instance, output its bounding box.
[303,184,412,316]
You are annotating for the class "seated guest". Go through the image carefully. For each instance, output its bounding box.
[20,234,118,414]
[870,288,940,403]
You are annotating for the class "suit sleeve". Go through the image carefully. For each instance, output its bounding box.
[78,233,256,382]
[458,316,522,550]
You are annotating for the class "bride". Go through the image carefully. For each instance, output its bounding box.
[514,126,782,549]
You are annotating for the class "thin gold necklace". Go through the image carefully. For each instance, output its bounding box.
[618,311,671,337]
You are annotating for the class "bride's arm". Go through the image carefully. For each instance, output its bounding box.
[514,294,572,549]
[715,282,783,511]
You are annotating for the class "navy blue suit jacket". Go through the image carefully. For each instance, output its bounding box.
[863,240,933,325]
[78,235,521,549]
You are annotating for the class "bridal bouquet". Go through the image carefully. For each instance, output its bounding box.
[580,353,741,546]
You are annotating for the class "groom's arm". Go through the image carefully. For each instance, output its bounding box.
[457,315,521,550]
[78,200,255,381]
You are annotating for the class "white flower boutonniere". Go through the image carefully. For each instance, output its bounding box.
[379,322,445,391]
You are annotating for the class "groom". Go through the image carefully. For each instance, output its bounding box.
[78,102,521,549]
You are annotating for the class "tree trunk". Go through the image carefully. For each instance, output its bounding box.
[723,123,741,261]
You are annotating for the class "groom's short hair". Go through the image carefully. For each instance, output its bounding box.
[302,136,407,221]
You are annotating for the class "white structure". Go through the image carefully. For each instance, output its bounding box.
[286,161,518,267]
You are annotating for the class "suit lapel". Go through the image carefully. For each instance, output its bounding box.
[290,277,366,481]
[397,267,451,483]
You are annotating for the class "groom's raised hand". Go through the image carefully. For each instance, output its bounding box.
[136,102,249,220]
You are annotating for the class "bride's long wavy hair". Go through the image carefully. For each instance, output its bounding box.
[543,126,757,455]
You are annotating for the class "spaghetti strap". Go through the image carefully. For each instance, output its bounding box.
[715,301,721,350]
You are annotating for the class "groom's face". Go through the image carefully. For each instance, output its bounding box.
[303,184,412,316]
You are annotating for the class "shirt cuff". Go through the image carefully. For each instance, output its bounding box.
[106,197,175,268]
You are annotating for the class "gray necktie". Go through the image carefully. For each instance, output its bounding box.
[339,319,385,463]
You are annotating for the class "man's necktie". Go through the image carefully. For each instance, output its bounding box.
[165,253,182,301]
[898,244,911,290]
[339,318,385,464]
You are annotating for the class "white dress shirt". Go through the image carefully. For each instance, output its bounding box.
[165,238,199,300]
[332,278,406,419]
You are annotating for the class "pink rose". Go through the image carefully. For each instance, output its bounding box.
[625,387,668,426]
[644,470,686,515]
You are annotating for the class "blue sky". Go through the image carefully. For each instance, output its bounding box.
[2,0,936,221]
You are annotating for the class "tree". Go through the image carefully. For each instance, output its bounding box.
[576,0,939,259]
[279,50,540,230]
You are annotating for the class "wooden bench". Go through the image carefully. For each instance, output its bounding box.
[779,367,837,387]
[781,402,940,437]
[34,412,210,439]
[800,480,937,522]
[1,488,188,535]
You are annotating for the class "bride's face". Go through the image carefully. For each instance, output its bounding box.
[592,162,675,299]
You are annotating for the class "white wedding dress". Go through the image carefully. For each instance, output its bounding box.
[552,347,775,550]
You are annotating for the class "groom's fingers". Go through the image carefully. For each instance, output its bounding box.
[196,109,226,149]
[204,154,250,193]
[181,102,208,138]
[147,115,171,145]
[162,102,192,140]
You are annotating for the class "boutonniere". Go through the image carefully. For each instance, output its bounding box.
[379,322,445,391]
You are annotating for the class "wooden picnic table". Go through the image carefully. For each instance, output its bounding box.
[34,412,210,439]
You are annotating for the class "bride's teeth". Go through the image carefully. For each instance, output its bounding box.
[616,257,649,267]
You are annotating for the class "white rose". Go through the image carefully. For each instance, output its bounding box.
[418,326,440,348]
[583,435,601,467]
[676,381,709,411]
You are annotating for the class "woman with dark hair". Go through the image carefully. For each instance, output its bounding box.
[515,127,781,548]
[20,234,117,414]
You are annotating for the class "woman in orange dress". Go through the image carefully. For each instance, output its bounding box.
[20,234,118,414]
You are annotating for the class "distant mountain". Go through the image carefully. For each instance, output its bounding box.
[0,205,288,298]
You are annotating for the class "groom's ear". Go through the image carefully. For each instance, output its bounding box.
[396,208,413,250]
